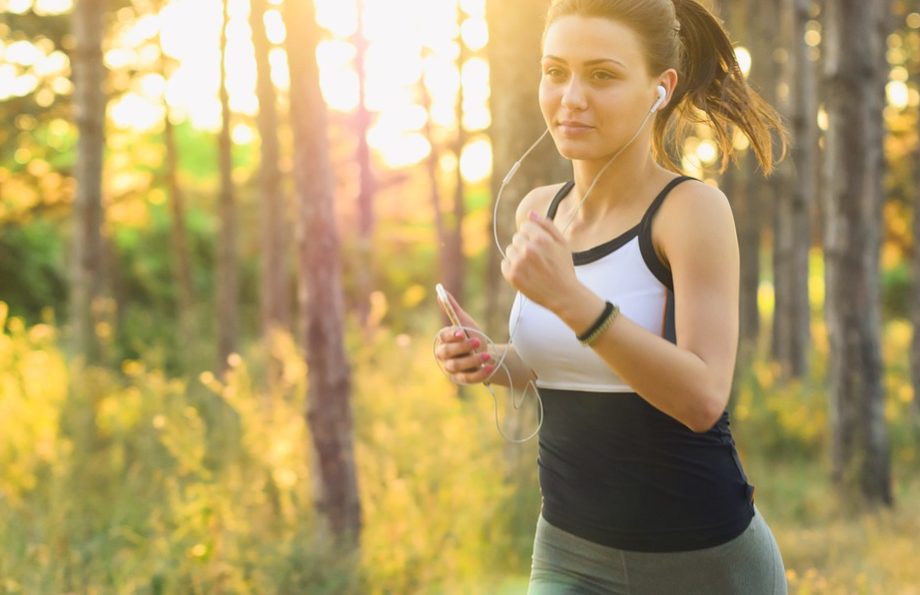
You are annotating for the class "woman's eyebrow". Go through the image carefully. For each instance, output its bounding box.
[541,55,628,70]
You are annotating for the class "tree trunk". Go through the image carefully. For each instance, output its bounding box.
[773,0,815,379]
[485,0,570,335]
[913,128,920,420]
[156,4,195,355]
[217,0,239,372]
[353,0,376,329]
[716,0,758,405]
[822,0,892,507]
[251,0,289,392]
[284,0,362,545]
[70,0,106,364]
[447,2,468,308]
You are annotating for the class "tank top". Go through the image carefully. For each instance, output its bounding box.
[509,176,755,552]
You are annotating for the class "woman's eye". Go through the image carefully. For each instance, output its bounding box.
[592,70,615,81]
[544,68,566,79]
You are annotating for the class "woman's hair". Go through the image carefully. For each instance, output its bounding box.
[544,0,787,174]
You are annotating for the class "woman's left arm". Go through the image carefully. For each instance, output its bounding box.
[503,183,739,433]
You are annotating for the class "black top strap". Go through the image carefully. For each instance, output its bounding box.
[545,181,576,220]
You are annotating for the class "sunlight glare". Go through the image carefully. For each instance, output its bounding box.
[110,92,165,132]
[263,9,286,44]
[459,0,485,17]
[735,47,751,78]
[315,0,357,38]
[33,0,71,15]
[5,0,31,14]
[5,40,44,66]
[886,81,909,109]
[459,137,492,182]
[460,18,489,51]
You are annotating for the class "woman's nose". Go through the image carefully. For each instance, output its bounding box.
[561,78,588,111]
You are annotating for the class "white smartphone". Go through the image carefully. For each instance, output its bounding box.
[435,283,470,338]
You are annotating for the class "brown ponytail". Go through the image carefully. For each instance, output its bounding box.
[544,0,788,174]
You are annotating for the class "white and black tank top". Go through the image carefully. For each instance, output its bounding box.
[509,176,756,553]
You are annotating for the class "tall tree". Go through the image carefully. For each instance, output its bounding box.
[823,0,892,507]
[284,0,361,543]
[715,0,759,401]
[773,0,816,379]
[485,0,570,334]
[70,0,107,363]
[216,0,239,371]
[353,0,376,329]
[913,127,920,420]
[156,0,195,353]
[446,2,469,307]
[251,0,290,386]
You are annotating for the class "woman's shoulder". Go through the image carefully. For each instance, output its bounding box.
[653,177,735,269]
[514,182,570,229]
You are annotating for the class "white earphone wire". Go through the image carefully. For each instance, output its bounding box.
[435,86,666,443]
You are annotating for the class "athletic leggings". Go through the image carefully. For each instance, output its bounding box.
[528,507,787,595]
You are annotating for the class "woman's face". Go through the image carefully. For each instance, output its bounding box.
[540,15,661,161]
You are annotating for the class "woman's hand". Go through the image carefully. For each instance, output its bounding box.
[501,211,580,313]
[433,289,496,385]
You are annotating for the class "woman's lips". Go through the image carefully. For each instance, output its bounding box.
[558,121,594,135]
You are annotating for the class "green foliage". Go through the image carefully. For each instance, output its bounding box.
[0,219,67,321]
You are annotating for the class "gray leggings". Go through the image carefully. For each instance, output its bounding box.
[528,507,787,595]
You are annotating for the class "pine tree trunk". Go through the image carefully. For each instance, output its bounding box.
[913,134,920,420]
[717,0,759,396]
[354,0,376,329]
[441,2,469,309]
[485,0,570,334]
[217,0,239,372]
[823,0,892,507]
[773,0,815,379]
[284,0,362,544]
[156,6,195,354]
[70,0,106,364]
[251,0,289,392]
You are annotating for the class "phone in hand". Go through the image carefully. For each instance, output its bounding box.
[435,283,470,339]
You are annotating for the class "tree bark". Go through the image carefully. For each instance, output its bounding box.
[447,2,468,308]
[217,0,239,372]
[284,0,362,545]
[70,0,106,364]
[485,0,570,334]
[822,0,892,507]
[353,0,376,329]
[773,0,815,379]
[156,2,195,354]
[251,0,290,392]
[913,126,920,420]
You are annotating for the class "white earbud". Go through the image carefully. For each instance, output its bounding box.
[651,85,667,113]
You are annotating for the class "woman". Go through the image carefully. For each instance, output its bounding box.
[434,0,788,592]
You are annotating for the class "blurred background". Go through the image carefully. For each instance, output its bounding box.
[1,0,919,592]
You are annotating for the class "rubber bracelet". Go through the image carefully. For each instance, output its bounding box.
[576,301,615,342]
[581,304,618,346]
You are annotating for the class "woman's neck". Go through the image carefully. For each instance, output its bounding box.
[563,141,668,229]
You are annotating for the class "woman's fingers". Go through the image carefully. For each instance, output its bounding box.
[443,351,492,374]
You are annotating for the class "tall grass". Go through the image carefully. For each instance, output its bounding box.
[1,299,918,593]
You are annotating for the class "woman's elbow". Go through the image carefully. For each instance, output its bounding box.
[686,391,729,433]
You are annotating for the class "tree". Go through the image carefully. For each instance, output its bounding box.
[156,0,195,353]
[773,0,816,379]
[70,0,106,363]
[251,0,290,389]
[352,0,376,329]
[822,0,892,507]
[216,0,239,372]
[484,0,569,334]
[284,0,362,544]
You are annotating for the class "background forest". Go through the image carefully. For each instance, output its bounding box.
[1,0,920,593]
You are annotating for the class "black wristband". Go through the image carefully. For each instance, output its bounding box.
[576,301,615,342]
